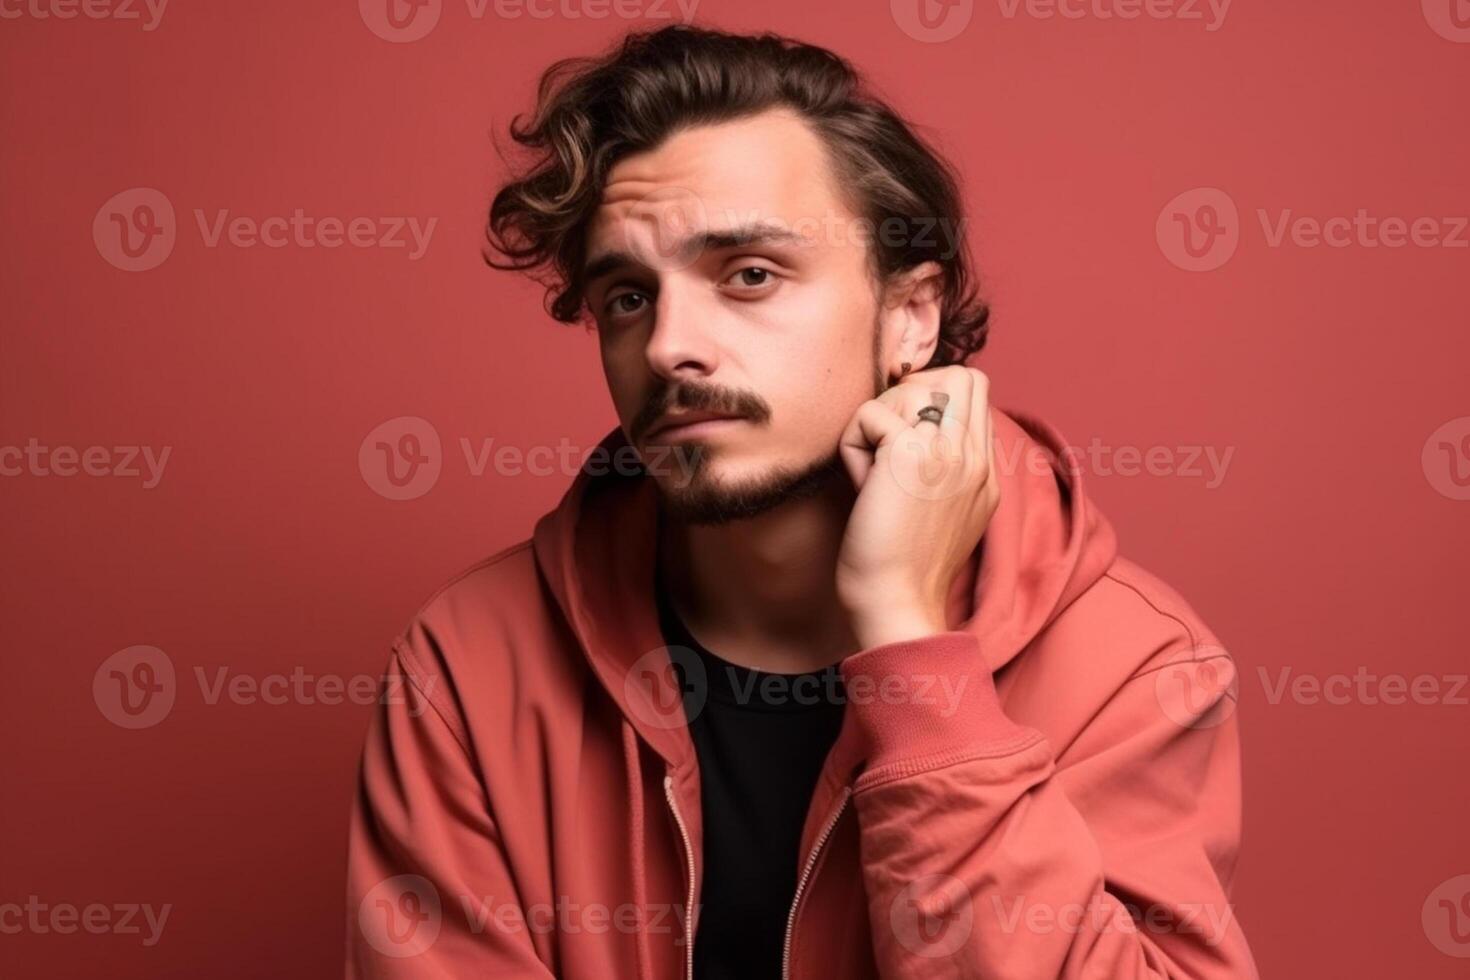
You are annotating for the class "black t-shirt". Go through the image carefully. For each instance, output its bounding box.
[656,586,846,980]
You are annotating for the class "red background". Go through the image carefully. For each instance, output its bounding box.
[3,1,1468,976]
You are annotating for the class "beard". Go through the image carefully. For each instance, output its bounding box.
[650,311,890,527]
[655,443,847,526]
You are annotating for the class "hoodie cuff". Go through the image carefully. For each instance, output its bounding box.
[838,631,1035,772]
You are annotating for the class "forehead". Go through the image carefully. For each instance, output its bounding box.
[585,108,856,258]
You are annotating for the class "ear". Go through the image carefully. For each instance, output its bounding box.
[877,261,945,381]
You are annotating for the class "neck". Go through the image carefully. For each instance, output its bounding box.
[657,477,862,674]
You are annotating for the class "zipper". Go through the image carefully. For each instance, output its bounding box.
[781,787,853,980]
[663,774,697,980]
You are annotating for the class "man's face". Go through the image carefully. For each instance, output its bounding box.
[583,109,888,524]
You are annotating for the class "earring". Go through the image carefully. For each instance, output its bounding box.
[900,361,912,377]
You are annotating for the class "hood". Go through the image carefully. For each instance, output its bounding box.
[531,407,1118,768]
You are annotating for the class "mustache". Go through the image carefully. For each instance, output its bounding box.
[634,381,771,440]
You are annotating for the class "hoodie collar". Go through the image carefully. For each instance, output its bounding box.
[531,408,1117,768]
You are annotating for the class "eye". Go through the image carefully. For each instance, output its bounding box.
[604,290,649,319]
[723,265,778,292]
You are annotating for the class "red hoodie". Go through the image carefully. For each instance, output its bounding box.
[346,409,1259,979]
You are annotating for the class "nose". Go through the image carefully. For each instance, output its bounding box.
[643,277,720,382]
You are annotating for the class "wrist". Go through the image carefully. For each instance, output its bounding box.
[850,604,947,650]
[838,632,1038,775]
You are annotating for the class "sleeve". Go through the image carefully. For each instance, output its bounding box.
[837,631,1259,979]
[345,641,555,978]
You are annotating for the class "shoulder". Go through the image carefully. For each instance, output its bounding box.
[1003,554,1242,756]
[402,538,542,644]
[1013,554,1233,702]
[1098,557,1223,665]
[386,538,578,721]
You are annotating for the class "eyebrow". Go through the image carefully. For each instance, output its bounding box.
[582,221,805,285]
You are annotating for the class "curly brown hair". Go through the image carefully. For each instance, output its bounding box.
[485,24,991,367]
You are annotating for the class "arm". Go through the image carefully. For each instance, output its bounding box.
[346,641,555,978]
[839,631,1257,979]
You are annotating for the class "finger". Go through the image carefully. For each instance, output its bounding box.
[985,413,997,490]
[981,413,1002,515]
[938,366,974,432]
[901,365,974,433]
[839,398,910,489]
[968,370,991,460]
[878,367,969,432]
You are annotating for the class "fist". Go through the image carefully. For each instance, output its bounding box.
[835,365,1000,649]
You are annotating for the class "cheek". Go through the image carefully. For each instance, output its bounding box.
[765,269,875,360]
[763,299,877,444]
[598,334,646,424]
[795,283,878,387]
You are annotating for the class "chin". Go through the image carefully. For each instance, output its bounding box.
[651,447,845,526]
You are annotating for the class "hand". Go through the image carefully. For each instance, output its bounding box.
[835,365,1000,649]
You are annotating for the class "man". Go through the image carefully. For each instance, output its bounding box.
[347,24,1258,979]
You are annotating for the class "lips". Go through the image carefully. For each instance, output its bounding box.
[646,411,742,439]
